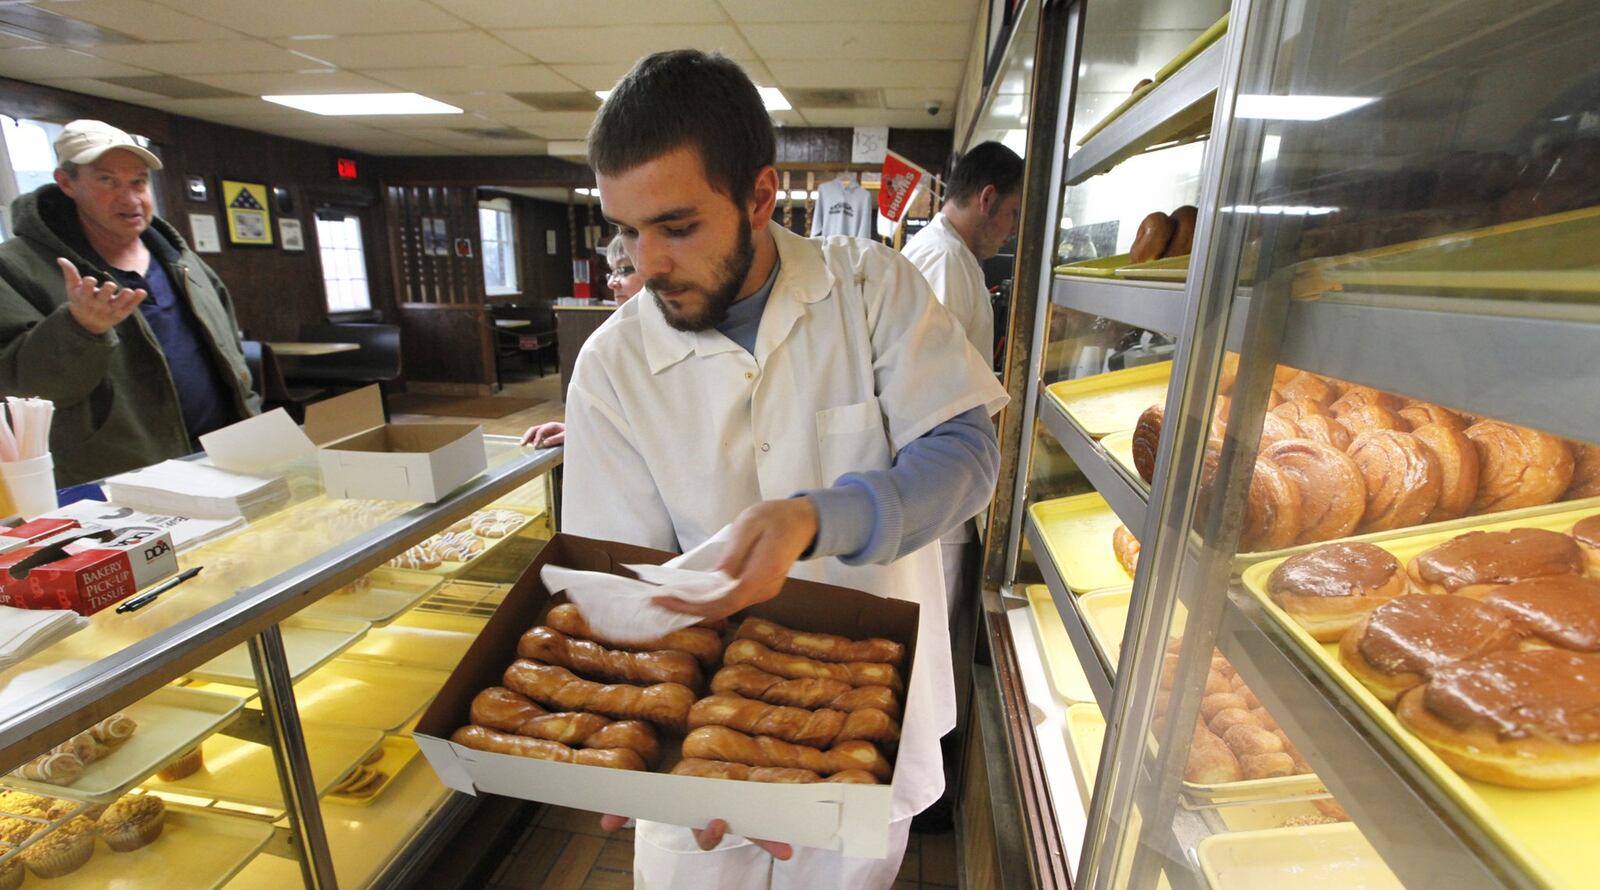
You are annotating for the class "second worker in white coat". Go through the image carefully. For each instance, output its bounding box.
[564,50,1008,889]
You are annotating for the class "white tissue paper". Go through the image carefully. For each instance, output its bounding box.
[539,527,737,643]
[0,606,87,672]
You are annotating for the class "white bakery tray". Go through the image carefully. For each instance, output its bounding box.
[293,659,448,733]
[189,617,370,686]
[3,686,246,804]
[143,722,381,809]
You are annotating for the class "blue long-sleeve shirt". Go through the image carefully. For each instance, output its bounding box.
[716,263,1000,565]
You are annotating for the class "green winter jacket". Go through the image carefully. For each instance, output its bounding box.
[0,185,261,486]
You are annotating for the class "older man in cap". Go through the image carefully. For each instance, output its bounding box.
[0,120,259,485]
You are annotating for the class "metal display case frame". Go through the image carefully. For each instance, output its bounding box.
[0,438,562,890]
[966,0,1600,888]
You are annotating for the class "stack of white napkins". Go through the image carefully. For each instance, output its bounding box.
[0,606,86,672]
[105,459,290,520]
[539,529,735,644]
[44,500,244,552]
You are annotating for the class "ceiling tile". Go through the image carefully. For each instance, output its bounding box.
[742,23,970,61]
[428,91,542,113]
[803,109,956,128]
[185,70,396,95]
[718,0,980,23]
[449,141,553,156]
[92,39,321,74]
[319,132,458,155]
[0,46,153,79]
[141,96,316,122]
[497,24,754,64]
[332,112,482,130]
[427,0,725,29]
[882,87,959,110]
[39,0,241,42]
[150,0,466,37]
[548,61,635,91]
[766,59,966,90]
[359,65,576,94]
[33,76,171,104]
[550,58,774,91]
[274,31,530,69]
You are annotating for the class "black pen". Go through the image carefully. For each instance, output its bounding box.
[116,566,203,614]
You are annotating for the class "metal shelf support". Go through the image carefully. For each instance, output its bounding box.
[1037,392,1149,533]
[1051,276,1189,335]
[1065,38,1224,185]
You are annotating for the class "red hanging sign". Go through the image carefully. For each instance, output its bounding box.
[878,150,926,223]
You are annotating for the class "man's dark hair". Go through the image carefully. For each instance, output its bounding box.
[944,141,1025,207]
[588,50,775,206]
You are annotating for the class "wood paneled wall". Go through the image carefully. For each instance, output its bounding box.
[0,77,394,342]
[384,185,495,390]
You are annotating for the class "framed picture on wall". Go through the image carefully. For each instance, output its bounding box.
[279,218,304,252]
[188,213,221,253]
[221,179,273,246]
[272,186,295,216]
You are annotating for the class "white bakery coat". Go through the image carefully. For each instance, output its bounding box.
[900,211,993,367]
[562,223,1007,844]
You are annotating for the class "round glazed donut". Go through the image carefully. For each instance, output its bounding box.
[1399,401,1466,432]
[1480,575,1600,652]
[1410,423,1480,522]
[1260,439,1366,545]
[1466,421,1574,514]
[1276,373,1338,408]
[1347,430,1441,533]
[1407,528,1584,596]
[1573,514,1600,574]
[1271,399,1328,426]
[1240,457,1304,552]
[1397,649,1600,788]
[1334,403,1408,439]
[1267,542,1406,642]
[1339,594,1523,705]
[1294,415,1352,451]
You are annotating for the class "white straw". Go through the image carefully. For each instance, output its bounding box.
[2,398,52,461]
[0,405,16,463]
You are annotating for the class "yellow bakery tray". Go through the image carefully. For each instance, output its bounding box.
[1116,254,1191,282]
[190,616,371,687]
[342,609,484,672]
[1024,585,1095,703]
[1029,493,1138,594]
[54,805,273,890]
[3,686,245,804]
[1199,822,1401,890]
[1075,82,1156,146]
[1067,703,1328,829]
[1153,14,1229,82]
[1101,429,1146,491]
[411,580,511,619]
[1296,204,1600,299]
[1074,587,1320,802]
[1055,253,1132,278]
[293,659,448,733]
[144,722,381,809]
[327,736,420,807]
[1239,504,1600,890]
[304,567,443,627]
[1234,493,1600,571]
[1044,360,1171,439]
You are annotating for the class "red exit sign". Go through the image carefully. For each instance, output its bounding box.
[335,156,359,180]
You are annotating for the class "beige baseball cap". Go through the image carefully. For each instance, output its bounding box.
[52,119,163,170]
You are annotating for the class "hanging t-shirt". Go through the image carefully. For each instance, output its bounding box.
[809,179,876,239]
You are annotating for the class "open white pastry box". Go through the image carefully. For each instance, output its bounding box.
[303,385,486,502]
[414,534,920,858]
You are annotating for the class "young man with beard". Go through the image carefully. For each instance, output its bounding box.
[563,50,1007,889]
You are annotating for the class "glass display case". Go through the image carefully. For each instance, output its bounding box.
[973,0,1600,888]
[0,437,560,889]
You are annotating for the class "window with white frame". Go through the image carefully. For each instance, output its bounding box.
[479,198,519,295]
[315,211,372,313]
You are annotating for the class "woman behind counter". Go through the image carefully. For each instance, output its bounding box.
[521,237,642,448]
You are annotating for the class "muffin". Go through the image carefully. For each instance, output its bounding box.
[155,747,204,782]
[20,816,95,878]
[97,795,164,852]
[0,858,22,890]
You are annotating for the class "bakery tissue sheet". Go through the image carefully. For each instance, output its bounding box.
[539,527,735,643]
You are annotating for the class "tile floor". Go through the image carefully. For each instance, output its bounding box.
[485,806,959,890]
[389,369,568,438]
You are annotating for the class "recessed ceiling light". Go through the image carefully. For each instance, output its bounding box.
[262,93,463,116]
[596,86,790,112]
[1235,95,1375,121]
